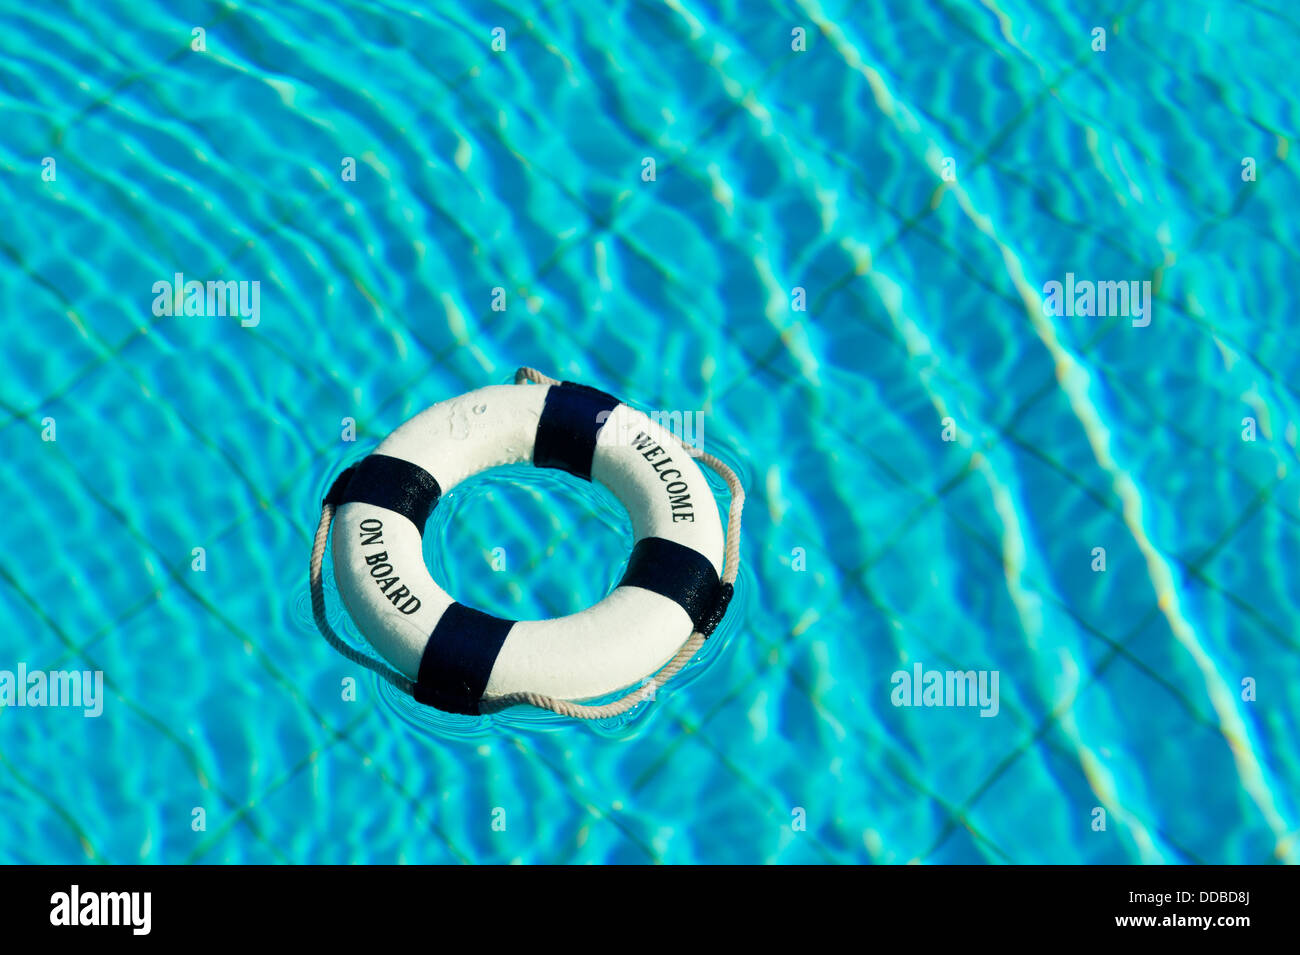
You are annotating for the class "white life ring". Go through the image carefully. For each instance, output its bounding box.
[317,375,737,715]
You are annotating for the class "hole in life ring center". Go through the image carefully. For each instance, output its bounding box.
[421,463,632,621]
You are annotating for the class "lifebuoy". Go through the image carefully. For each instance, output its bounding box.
[311,370,741,717]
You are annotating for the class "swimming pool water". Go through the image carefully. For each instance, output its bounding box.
[1,0,1298,864]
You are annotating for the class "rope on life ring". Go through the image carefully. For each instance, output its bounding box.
[308,366,744,719]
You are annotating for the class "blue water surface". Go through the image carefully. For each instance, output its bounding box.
[1,0,1298,864]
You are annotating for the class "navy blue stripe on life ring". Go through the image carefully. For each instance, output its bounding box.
[413,604,516,715]
[616,537,723,634]
[337,454,442,533]
[532,381,620,480]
